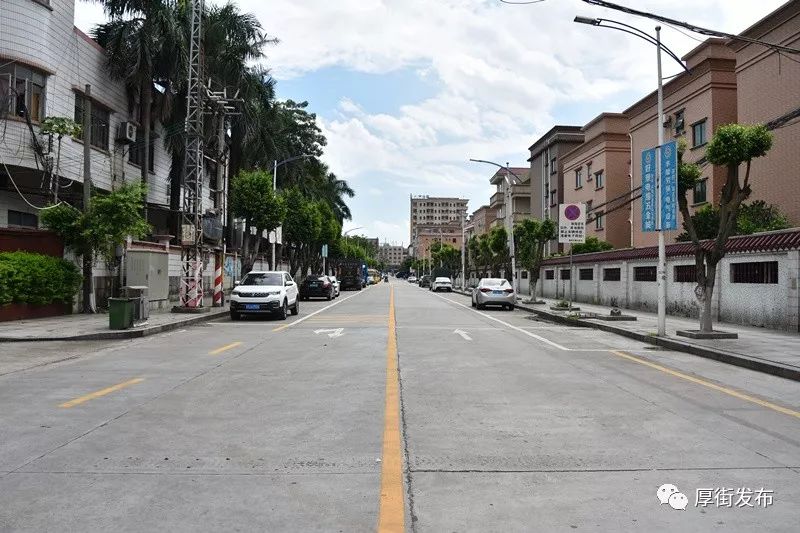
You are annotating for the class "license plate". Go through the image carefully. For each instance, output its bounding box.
[245,304,260,310]
[492,290,503,295]
[310,283,319,287]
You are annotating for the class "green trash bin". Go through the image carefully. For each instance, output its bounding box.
[108,298,135,330]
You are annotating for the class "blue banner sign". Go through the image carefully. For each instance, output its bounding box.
[660,140,678,231]
[641,147,657,232]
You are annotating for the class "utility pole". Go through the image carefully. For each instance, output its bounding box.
[656,26,667,336]
[82,84,95,313]
[178,0,206,310]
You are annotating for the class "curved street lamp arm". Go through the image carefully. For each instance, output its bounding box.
[468,158,524,183]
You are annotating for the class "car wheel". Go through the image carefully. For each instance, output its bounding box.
[230,311,240,321]
[327,291,332,301]
[278,300,288,320]
[291,299,299,316]
[476,302,485,310]
[471,298,476,308]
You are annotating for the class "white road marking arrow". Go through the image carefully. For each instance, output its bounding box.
[314,328,344,338]
[453,329,472,341]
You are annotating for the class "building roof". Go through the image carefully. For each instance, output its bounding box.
[527,125,585,155]
[727,0,800,51]
[541,228,800,266]
[489,167,530,185]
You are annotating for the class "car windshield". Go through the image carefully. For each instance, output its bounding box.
[481,278,508,287]
[241,273,283,286]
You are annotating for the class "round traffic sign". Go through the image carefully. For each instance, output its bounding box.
[564,204,582,221]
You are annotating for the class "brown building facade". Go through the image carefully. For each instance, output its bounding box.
[561,113,632,250]
[626,38,738,248]
[729,1,800,226]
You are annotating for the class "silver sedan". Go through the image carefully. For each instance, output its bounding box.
[471,278,515,310]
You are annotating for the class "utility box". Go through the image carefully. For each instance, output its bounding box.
[126,250,169,302]
[108,298,134,330]
[123,286,149,324]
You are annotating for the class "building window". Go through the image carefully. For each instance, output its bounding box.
[550,157,557,175]
[674,264,697,283]
[7,209,38,228]
[0,64,47,122]
[693,178,707,204]
[575,168,583,189]
[545,269,555,280]
[74,94,111,151]
[521,271,528,279]
[550,190,557,207]
[129,127,155,172]
[634,266,657,282]
[560,269,571,280]
[586,162,592,181]
[692,119,707,147]
[731,261,778,284]
[595,170,604,189]
[595,211,604,230]
[603,267,621,281]
[579,268,593,281]
[674,109,685,135]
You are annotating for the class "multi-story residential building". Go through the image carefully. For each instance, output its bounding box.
[378,243,407,269]
[528,125,585,253]
[409,195,468,258]
[466,204,491,239]
[561,113,632,249]
[487,167,530,230]
[729,0,800,226]
[627,38,738,248]
[0,0,189,233]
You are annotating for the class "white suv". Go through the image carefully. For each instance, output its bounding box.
[230,271,299,320]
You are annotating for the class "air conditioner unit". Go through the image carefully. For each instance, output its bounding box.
[662,114,672,127]
[117,122,137,143]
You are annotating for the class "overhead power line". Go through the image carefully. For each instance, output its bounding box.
[579,0,800,55]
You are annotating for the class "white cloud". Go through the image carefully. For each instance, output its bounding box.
[72,0,788,245]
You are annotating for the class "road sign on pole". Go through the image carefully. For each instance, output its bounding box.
[321,244,328,258]
[642,147,657,232]
[660,140,678,231]
[558,203,586,244]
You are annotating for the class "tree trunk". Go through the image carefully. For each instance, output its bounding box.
[696,261,717,332]
[82,252,94,313]
[241,219,252,276]
[140,76,152,220]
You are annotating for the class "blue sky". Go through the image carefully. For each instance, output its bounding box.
[74,0,787,245]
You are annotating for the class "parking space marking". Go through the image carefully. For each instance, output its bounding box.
[272,289,370,333]
[59,378,144,408]
[209,341,242,355]
[612,351,800,420]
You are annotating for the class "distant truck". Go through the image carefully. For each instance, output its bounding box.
[337,260,367,291]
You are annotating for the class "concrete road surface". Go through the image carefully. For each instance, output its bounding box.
[1,280,798,532]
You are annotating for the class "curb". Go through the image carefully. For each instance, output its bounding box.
[0,308,230,342]
[455,289,800,382]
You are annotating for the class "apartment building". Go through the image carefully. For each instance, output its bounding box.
[0,0,195,234]
[409,195,468,258]
[379,243,407,269]
[561,113,632,249]
[528,125,585,253]
[487,167,531,230]
[627,38,738,248]
[729,0,800,226]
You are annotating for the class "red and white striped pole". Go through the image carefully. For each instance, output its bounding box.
[213,252,224,307]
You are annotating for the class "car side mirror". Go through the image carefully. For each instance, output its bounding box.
[286,281,295,286]
[234,280,240,286]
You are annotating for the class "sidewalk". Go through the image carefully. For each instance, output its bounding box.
[0,305,229,342]
[523,296,800,381]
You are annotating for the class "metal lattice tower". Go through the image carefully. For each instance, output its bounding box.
[180,0,206,308]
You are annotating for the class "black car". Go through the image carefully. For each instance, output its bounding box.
[299,275,335,300]
[418,275,432,288]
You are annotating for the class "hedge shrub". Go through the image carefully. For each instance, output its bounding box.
[0,251,82,307]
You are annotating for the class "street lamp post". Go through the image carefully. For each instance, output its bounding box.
[271,154,312,270]
[469,159,522,295]
[573,16,688,336]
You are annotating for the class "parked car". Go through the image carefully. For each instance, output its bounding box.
[229,271,299,320]
[471,278,515,310]
[418,275,432,288]
[408,275,418,283]
[300,275,335,301]
[328,275,341,297]
[431,276,453,292]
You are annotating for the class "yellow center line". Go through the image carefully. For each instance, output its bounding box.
[59,378,144,408]
[378,285,404,532]
[209,341,242,355]
[612,351,800,420]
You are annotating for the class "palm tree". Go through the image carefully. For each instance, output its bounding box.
[318,167,355,223]
[91,0,185,196]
